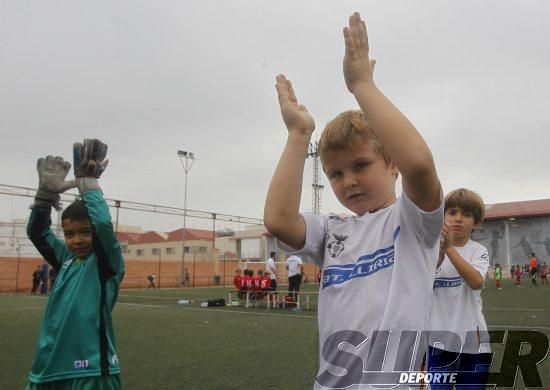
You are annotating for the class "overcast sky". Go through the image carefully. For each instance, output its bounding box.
[1,0,549,232]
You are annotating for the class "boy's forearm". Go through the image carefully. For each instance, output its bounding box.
[82,189,124,277]
[446,247,484,290]
[353,84,435,177]
[264,132,310,233]
[82,190,116,238]
[27,206,67,269]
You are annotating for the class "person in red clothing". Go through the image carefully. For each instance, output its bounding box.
[529,253,539,287]
[244,270,254,290]
[252,270,264,300]
[239,270,250,300]
[239,269,254,301]
[233,269,242,289]
[263,271,276,305]
[540,262,548,286]
[514,264,522,286]
[253,270,263,289]
[233,269,244,299]
[261,272,272,290]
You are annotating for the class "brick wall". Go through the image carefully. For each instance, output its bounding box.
[0,257,321,293]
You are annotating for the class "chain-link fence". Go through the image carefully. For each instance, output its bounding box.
[1,183,293,293]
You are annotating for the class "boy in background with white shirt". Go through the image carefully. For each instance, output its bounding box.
[428,188,491,389]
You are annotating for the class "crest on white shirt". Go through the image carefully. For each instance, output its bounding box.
[327,233,349,258]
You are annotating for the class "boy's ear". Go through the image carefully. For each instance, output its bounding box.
[390,162,399,179]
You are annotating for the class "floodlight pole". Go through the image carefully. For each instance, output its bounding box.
[306,141,324,214]
[177,150,196,287]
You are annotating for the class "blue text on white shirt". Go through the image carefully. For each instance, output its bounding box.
[322,226,400,289]
[433,277,464,289]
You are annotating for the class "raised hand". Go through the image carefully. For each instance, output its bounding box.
[35,156,77,209]
[343,12,376,94]
[275,74,315,136]
[437,222,452,265]
[73,139,109,179]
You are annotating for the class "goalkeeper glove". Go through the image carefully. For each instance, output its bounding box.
[34,156,76,209]
[73,139,109,193]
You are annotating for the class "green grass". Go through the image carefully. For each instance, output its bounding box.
[1,280,549,389]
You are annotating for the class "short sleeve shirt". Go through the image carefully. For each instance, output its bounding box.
[278,191,443,388]
[286,255,303,277]
[429,240,490,353]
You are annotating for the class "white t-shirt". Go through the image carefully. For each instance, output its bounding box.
[278,191,443,389]
[286,255,303,277]
[265,257,277,280]
[429,239,490,354]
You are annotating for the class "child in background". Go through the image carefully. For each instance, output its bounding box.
[540,262,548,286]
[523,264,530,279]
[429,188,491,389]
[239,270,250,297]
[261,271,272,291]
[262,271,276,306]
[252,270,264,300]
[529,253,539,287]
[233,268,242,290]
[495,263,502,289]
[244,270,254,291]
[515,264,522,286]
[234,269,244,299]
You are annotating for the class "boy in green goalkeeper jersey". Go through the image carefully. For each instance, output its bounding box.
[25,139,124,389]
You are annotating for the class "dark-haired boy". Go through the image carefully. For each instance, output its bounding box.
[25,141,124,389]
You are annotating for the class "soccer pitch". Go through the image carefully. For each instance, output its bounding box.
[1,279,549,389]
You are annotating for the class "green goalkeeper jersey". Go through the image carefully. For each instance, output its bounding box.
[27,189,125,384]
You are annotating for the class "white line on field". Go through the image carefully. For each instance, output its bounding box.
[117,303,550,329]
[119,294,216,301]
[10,296,550,330]
[488,325,550,331]
[117,302,317,319]
[119,298,547,312]
[484,308,547,311]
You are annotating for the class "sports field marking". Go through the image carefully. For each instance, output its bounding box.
[484,308,547,311]
[119,294,219,301]
[10,296,549,330]
[117,302,550,330]
[118,302,317,319]
[119,297,548,314]
[488,325,550,331]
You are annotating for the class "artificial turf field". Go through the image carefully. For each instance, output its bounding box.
[1,279,549,389]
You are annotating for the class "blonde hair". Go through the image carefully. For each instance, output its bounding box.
[445,188,485,225]
[318,110,391,166]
